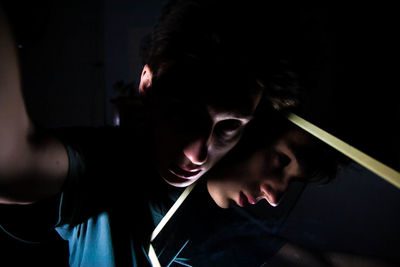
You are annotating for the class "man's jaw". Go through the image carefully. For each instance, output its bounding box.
[161,166,205,187]
[169,164,202,179]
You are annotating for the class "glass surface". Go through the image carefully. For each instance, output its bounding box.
[153,127,400,266]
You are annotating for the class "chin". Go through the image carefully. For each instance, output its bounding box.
[214,198,230,209]
[207,185,230,208]
[219,201,230,209]
[160,170,201,188]
[166,179,197,187]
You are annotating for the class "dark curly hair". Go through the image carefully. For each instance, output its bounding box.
[228,100,350,184]
[140,0,303,111]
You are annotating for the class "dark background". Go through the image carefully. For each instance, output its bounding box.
[4,2,399,170]
[1,1,399,266]
[3,0,164,128]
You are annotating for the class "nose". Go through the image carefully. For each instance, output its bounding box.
[260,181,289,207]
[183,138,209,165]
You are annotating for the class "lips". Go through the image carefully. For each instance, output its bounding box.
[238,191,256,207]
[238,192,247,207]
[245,192,256,204]
[168,164,202,180]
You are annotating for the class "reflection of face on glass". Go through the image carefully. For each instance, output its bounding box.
[207,127,319,208]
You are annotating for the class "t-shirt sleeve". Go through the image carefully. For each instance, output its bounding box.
[0,126,151,242]
[53,126,149,227]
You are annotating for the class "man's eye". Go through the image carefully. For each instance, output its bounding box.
[215,120,243,136]
[277,152,291,169]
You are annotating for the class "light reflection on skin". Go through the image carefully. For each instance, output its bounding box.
[206,127,313,208]
[152,103,258,188]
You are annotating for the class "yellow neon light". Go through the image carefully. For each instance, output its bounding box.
[286,113,400,189]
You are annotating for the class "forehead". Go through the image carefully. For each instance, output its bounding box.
[152,61,264,112]
[208,85,263,116]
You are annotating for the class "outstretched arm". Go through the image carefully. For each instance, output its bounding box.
[0,6,68,204]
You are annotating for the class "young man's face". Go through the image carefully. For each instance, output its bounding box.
[207,128,312,208]
[139,65,263,187]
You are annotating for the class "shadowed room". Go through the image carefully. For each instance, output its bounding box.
[1,1,399,266]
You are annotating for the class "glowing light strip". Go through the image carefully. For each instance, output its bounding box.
[148,182,197,266]
[150,182,197,242]
[148,244,161,267]
[286,113,400,189]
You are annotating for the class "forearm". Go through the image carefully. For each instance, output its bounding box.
[0,5,30,148]
[0,4,28,185]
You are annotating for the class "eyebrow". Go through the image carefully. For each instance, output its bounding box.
[213,113,254,123]
[288,143,309,162]
[164,96,256,122]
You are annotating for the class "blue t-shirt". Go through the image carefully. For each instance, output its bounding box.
[0,126,290,266]
[52,127,182,266]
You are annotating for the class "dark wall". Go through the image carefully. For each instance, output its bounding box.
[5,0,105,127]
[295,6,400,171]
[4,0,165,128]
[104,0,164,125]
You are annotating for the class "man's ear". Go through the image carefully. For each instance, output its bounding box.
[139,64,153,98]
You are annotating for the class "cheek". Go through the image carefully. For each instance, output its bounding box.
[152,128,183,169]
[207,179,237,208]
[232,152,267,183]
[208,143,237,168]
[213,134,242,157]
[153,116,182,149]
